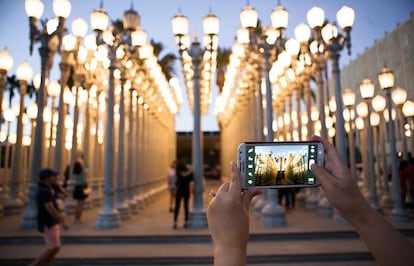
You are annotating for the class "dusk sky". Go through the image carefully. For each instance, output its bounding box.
[0,0,413,133]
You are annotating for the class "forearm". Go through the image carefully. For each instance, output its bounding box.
[347,206,414,265]
[214,246,246,266]
[46,205,65,223]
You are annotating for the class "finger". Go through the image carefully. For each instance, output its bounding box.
[242,189,263,210]
[310,163,333,189]
[229,161,242,195]
[216,182,230,195]
[311,135,341,163]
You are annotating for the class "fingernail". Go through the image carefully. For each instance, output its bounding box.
[310,164,318,170]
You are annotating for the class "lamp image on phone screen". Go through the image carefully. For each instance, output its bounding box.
[237,142,324,188]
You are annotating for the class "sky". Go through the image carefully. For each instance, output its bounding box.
[0,0,413,133]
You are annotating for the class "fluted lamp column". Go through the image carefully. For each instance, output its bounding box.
[372,94,393,209]
[402,101,414,157]
[0,48,14,122]
[342,88,357,181]
[378,67,410,222]
[4,61,33,215]
[360,79,381,212]
[21,0,71,230]
[391,87,408,160]
[91,5,122,229]
[172,9,219,229]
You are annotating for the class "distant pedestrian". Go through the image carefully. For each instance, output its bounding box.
[173,161,193,229]
[72,152,88,224]
[31,168,69,266]
[167,160,177,212]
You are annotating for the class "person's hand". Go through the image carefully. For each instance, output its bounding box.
[62,221,69,231]
[207,161,262,250]
[310,135,370,220]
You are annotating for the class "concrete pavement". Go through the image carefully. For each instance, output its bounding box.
[0,180,413,265]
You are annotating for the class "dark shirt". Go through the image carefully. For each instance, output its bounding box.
[176,163,193,195]
[36,182,59,233]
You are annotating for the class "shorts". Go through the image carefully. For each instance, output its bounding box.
[43,224,61,249]
[73,185,88,200]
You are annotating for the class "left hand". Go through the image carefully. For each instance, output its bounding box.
[206,161,262,250]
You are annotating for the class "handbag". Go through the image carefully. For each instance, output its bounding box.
[83,184,92,196]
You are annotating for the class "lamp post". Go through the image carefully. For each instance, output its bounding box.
[91,3,147,229]
[360,78,381,212]
[378,67,410,222]
[4,61,33,215]
[372,94,393,209]
[53,35,75,175]
[391,87,408,160]
[172,9,219,229]
[237,2,288,228]
[0,48,14,121]
[21,0,71,230]
[90,4,120,229]
[46,80,60,166]
[307,6,355,162]
[1,108,15,204]
[342,88,356,181]
[402,100,414,156]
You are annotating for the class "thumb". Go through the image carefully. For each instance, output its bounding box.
[242,189,262,210]
[310,164,332,189]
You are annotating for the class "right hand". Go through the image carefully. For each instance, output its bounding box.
[62,221,69,231]
[310,135,370,220]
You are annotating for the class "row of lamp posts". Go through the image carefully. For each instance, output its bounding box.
[215,2,413,227]
[0,0,180,230]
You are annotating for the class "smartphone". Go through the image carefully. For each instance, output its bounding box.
[237,141,324,188]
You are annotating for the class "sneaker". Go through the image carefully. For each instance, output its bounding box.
[173,222,177,229]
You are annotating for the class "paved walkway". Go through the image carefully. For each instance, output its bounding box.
[0,181,412,237]
[0,180,413,265]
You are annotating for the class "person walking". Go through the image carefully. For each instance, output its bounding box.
[72,153,88,223]
[167,160,177,212]
[173,161,193,229]
[31,168,69,266]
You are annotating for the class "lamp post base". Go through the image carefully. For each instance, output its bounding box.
[95,208,120,229]
[380,194,393,210]
[190,209,207,229]
[261,189,286,228]
[3,198,24,215]
[128,198,138,215]
[389,208,411,223]
[318,196,333,217]
[116,202,131,220]
[305,188,319,211]
[253,194,266,219]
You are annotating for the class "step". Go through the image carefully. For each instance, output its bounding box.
[1,228,413,245]
[0,238,376,265]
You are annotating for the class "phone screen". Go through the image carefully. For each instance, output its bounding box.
[241,142,322,188]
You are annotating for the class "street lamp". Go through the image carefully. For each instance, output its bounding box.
[172,9,219,229]
[4,61,33,215]
[392,86,408,160]
[359,78,381,212]
[307,5,355,163]
[239,2,289,228]
[402,100,414,156]
[21,0,71,230]
[372,94,393,209]
[0,48,13,121]
[342,88,356,181]
[377,67,410,222]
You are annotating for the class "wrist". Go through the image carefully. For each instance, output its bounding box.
[214,246,247,266]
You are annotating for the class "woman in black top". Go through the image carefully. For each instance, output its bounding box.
[173,161,193,229]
